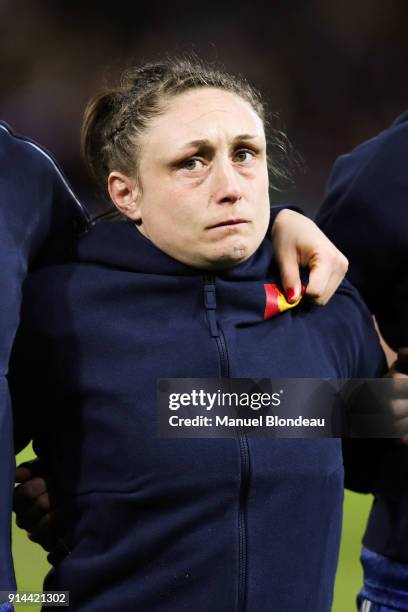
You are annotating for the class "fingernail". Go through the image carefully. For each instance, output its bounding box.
[286,288,296,302]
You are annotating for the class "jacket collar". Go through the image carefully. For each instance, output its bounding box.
[77,219,275,281]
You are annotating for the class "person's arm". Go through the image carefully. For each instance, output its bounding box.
[0,122,87,589]
[315,116,408,499]
[316,114,408,350]
[270,207,348,305]
[0,123,46,592]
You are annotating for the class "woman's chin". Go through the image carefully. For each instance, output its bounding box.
[202,241,253,270]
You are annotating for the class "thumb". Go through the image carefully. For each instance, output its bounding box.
[277,253,302,303]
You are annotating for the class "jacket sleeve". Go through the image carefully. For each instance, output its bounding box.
[0,122,87,592]
[315,114,408,493]
[315,114,408,350]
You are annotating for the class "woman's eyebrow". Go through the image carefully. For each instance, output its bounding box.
[179,134,259,150]
[179,139,213,151]
[232,134,258,142]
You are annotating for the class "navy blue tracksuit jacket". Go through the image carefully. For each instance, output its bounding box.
[317,111,408,351]
[10,219,385,611]
[0,122,86,594]
[317,112,408,563]
[0,117,285,603]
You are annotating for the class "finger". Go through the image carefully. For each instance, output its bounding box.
[15,492,50,531]
[302,249,348,305]
[28,514,59,552]
[15,459,45,482]
[15,462,37,484]
[303,258,331,305]
[13,477,48,513]
[277,253,302,303]
[316,268,344,306]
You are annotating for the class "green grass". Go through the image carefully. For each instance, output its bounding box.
[12,446,372,611]
[333,492,371,611]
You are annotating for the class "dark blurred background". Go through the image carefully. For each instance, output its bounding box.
[1,0,408,214]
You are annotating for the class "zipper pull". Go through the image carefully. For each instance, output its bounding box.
[204,276,219,338]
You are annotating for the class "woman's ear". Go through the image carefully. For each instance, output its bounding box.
[108,172,142,222]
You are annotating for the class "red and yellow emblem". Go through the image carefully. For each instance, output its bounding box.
[263,283,303,320]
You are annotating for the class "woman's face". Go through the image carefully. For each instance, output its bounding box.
[111,87,270,270]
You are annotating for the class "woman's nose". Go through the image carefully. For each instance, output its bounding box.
[211,160,242,204]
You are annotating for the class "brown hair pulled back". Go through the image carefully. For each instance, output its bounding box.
[81,57,293,195]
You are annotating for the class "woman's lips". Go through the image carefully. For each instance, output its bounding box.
[207,219,248,229]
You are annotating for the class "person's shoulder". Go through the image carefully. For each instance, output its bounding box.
[0,121,89,260]
[341,110,408,166]
[355,110,408,156]
[0,121,59,175]
[0,121,85,211]
[321,111,408,207]
[316,112,408,301]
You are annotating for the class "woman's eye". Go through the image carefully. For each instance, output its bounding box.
[234,149,255,163]
[181,158,205,171]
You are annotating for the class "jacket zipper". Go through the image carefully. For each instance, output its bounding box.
[203,275,250,612]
